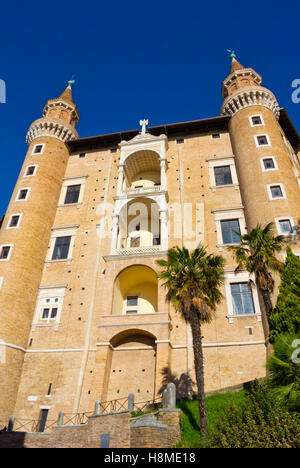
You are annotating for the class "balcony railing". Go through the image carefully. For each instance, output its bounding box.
[124,185,162,196]
[115,245,161,256]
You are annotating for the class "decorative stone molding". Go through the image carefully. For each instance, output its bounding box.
[221,86,280,120]
[26,118,78,146]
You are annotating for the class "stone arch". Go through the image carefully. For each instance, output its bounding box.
[122,149,161,189]
[106,329,157,401]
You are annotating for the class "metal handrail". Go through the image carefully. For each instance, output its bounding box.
[10,395,163,432]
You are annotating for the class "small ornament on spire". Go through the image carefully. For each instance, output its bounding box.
[227,49,236,61]
[139,119,149,135]
[67,75,75,89]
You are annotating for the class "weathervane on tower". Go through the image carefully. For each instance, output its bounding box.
[227,49,236,60]
[68,75,76,88]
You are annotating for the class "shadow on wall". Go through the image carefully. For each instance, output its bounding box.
[158,367,194,400]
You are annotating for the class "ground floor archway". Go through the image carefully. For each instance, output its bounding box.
[106,330,157,402]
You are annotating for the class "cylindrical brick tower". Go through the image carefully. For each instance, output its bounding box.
[0,84,79,425]
[221,55,300,234]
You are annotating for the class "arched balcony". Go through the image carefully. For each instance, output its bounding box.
[112,265,158,316]
[111,197,168,255]
[117,149,167,196]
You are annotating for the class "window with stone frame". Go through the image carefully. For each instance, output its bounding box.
[270,185,283,198]
[0,246,11,260]
[278,219,293,234]
[251,115,263,126]
[230,283,255,315]
[126,296,138,314]
[262,158,275,170]
[64,184,81,204]
[256,135,269,146]
[8,215,20,228]
[17,189,29,200]
[52,236,71,260]
[220,219,241,244]
[214,165,233,186]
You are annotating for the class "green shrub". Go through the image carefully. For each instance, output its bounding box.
[210,381,300,448]
[267,333,300,411]
[269,247,300,343]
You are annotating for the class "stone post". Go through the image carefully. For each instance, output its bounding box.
[7,415,14,432]
[57,411,64,426]
[128,393,135,412]
[94,400,101,416]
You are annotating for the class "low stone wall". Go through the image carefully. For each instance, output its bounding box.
[0,409,182,449]
[130,410,182,448]
[0,383,182,448]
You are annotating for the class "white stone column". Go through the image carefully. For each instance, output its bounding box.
[110,215,119,254]
[160,210,168,251]
[117,164,124,195]
[160,159,167,190]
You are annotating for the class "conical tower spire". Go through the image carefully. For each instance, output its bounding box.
[58,78,76,105]
[42,78,79,128]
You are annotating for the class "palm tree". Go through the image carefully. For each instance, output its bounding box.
[156,246,225,436]
[227,223,285,333]
[266,333,300,411]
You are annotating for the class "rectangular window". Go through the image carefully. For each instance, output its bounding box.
[79,153,86,158]
[251,115,262,126]
[50,308,58,319]
[26,166,36,176]
[263,158,275,170]
[127,296,138,307]
[0,246,11,260]
[33,144,44,155]
[278,219,293,234]
[130,237,140,248]
[41,307,58,320]
[256,135,269,146]
[214,166,233,186]
[176,139,184,144]
[153,234,160,246]
[270,185,283,198]
[221,219,241,244]
[231,283,255,315]
[9,215,20,228]
[42,308,50,319]
[212,133,220,139]
[17,189,29,200]
[126,296,138,314]
[52,236,71,260]
[64,185,81,204]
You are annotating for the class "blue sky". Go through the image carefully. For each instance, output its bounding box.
[1,1,299,215]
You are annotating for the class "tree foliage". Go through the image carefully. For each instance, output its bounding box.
[266,333,300,411]
[269,247,300,342]
[228,223,285,321]
[156,246,225,436]
[210,380,300,448]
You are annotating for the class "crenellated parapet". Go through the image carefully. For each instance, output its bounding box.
[221,86,280,119]
[26,118,78,145]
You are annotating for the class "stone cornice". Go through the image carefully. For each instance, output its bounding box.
[26,118,78,146]
[221,86,280,119]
